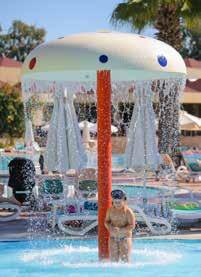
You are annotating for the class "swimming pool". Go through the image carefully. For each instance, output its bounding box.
[87,153,125,168]
[0,239,200,277]
[0,156,14,171]
[0,153,124,172]
[0,154,40,173]
[112,184,165,198]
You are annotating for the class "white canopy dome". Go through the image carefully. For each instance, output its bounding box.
[22,31,186,82]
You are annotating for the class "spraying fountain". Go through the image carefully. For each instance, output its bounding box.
[22,31,186,260]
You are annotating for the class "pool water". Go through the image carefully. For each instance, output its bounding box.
[0,153,124,172]
[0,154,40,173]
[0,156,14,171]
[0,239,200,277]
[87,153,125,168]
[112,184,165,198]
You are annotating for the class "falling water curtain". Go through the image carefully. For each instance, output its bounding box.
[158,78,186,157]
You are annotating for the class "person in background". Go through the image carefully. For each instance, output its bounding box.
[105,189,135,263]
[39,152,45,174]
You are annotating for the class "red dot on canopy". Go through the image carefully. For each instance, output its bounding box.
[29,57,36,70]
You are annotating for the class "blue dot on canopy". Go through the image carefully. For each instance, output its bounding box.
[99,55,108,63]
[157,55,167,67]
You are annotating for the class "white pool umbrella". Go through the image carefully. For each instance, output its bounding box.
[79,120,95,130]
[82,121,91,144]
[180,110,201,131]
[25,119,35,148]
[45,89,87,173]
[89,123,118,134]
[125,82,161,172]
[155,111,201,131]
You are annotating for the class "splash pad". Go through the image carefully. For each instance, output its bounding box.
[22,31,186,259]
[1,239,201,277]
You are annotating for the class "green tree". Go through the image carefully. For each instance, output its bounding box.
[0,20,46,62]
[0,84,24,144]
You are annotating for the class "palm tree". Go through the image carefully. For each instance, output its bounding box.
[111,0,201,155]
[111,0,201,51]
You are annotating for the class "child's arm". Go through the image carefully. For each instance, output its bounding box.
[104,208,112,231]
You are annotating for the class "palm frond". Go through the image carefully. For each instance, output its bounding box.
[110,0,159,32]
[180,0,201,33]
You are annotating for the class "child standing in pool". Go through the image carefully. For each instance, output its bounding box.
[105,189,135,263]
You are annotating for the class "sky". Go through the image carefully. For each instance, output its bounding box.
[1,0,155,41]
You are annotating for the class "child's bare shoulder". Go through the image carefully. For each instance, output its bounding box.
[126,207,135,217]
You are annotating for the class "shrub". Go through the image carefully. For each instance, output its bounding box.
[0,84,24,144]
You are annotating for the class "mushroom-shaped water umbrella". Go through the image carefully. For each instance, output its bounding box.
[45,89,87,173]
[22,31,186,259]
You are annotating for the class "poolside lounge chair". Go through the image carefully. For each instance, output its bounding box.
[0,184,21,222]
[0,202,21,222]
[78,180,97,198]
[181,151,201,182]
[37,176,65,211]
[172,208,201,225]
[170,189,201,224]
[39,178,64,196]
[131,205,172,235]
[76,168,97,198]
[54,201,171,236]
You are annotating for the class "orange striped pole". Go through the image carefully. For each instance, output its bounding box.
[97,70,112,260]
